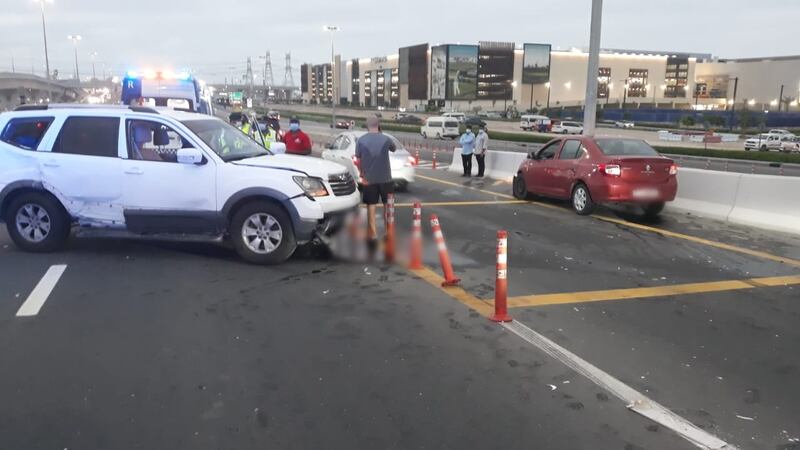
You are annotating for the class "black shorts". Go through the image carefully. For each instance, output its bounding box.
[362,182,394,205]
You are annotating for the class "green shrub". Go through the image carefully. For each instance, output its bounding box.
[656,146,800,164]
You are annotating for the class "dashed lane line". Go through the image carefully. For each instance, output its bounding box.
[377,200,529,208]
[16,264,67,317]
[505,274,800,308]
[409,264,736,450]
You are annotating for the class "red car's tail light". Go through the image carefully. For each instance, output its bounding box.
[598,163,621,176]
[669,164,678,175]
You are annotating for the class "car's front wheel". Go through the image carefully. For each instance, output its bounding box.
[231,201,296,264]
[6,192,70,252]
[571,183,595,215]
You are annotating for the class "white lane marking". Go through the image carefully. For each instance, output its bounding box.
[502,320,737,450]
[16,264,67,317]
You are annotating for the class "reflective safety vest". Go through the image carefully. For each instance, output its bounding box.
[263,128,277,149]
[240,122,251,136]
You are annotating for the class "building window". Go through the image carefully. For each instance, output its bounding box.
[665,56,689,98]
[627,69,648,98]
[598,67,611,99]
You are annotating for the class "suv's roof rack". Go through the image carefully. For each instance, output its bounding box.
[13,103,159,114]
[14,104,48,111]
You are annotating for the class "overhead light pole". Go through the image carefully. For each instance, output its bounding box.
[323,25,340,128]
[90,51,98,80]
[581,0,603,137]
[67,34,82,82]
[33,0,53,80]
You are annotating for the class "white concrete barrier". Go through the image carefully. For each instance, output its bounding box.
[484,151,527,180]
[667,168,741,222]
[727,174,800,234]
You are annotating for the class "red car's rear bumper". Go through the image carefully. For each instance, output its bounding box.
[589,177,677,204]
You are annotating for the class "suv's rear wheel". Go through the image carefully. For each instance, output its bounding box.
[6,192,70,252]
[231,201,296,264]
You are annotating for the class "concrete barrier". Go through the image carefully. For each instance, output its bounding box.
[667,168,741,222]
[485,151,527,180]
[727,174,800,234]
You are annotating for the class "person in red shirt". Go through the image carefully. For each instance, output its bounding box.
[282,117,313,155]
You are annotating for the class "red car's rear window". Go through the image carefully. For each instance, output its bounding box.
[595,139,659,156]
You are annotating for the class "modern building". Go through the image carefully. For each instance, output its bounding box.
[300,42,800,114]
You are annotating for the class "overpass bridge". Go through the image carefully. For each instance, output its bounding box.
[0,72,85,111]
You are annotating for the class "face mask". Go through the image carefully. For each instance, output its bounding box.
[289,123,300,132]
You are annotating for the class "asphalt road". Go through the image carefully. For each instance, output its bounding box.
[1,162,799,449]
[300,120,800,178]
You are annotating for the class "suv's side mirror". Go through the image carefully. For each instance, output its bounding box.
[177,148,205,165]
[270,142,287,155]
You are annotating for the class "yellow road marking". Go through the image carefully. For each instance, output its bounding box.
[593,215,800,268]
[417,171,800,268]
[376,200,528,208]
[506,274,800,308]
[416,174,516,200]
[409,266,494,317]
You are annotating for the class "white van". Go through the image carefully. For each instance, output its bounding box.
[520,115,551,132]
[442,112,466,123]
[421,117,461,139]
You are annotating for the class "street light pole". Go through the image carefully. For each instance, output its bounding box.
[67,35,82,82]
[324,25,340,128]
[581,0,603,137]
[90,51,98,80]
[621,78,628,108]
[545,82,551,110]
[778,84,785,112]
[35,0,52,80]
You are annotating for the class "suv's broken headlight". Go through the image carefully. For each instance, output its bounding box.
[293,176,329,198]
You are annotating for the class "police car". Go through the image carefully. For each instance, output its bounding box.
[0,104,360,264]
[121,69,214,116]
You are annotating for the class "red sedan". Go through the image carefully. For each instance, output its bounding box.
[512,137,678,218]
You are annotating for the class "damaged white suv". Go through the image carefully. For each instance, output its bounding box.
[0,105,360,264]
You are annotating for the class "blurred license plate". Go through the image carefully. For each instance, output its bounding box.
[633,188,659,199]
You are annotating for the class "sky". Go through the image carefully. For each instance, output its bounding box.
[1,0,798,83]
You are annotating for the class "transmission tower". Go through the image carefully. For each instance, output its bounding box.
[263,52,274,87]
[283,53,295,87]
[245,57,254,98]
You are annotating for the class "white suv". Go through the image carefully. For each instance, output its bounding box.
[552,121,584,134]
[0,104,360,264]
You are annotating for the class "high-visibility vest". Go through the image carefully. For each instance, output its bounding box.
[241,122,251,135]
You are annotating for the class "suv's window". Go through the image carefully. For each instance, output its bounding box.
[0,117,54,150]
[182,119,269,162]
[52,117,120,157]
[429,121,442,128]
[127,120,192,162]
[538,141,562,160]
[341,136,352,150]
[445,121,459,128]
[559,140,582,160]
[331,135,345,150]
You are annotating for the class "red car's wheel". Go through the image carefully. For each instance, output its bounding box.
[571,183,595,215]
[512,174,531,200]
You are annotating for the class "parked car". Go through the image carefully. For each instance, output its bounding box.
[779,136,800,153]
[615,120,635,128]
[512,137,677,218]
[321,131,415,191]
[768,129,795,137]
[334,120,355,129]
[520,114,551,132]
[442,112,466,123]
[483,111,504,119]
[464,116,487,128]
[396,114,423,125]
[552,121,584,134]
[744,133,783,151]
[0,104,361,264]
[421,117,460,139]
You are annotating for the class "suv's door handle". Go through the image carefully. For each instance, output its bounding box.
[125,168,144,175]
[43,160,60,168]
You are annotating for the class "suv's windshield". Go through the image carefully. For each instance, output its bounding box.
[595,139,660,156]
[182,119,268,162]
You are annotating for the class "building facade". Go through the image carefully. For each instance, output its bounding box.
[300,42,800,113]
